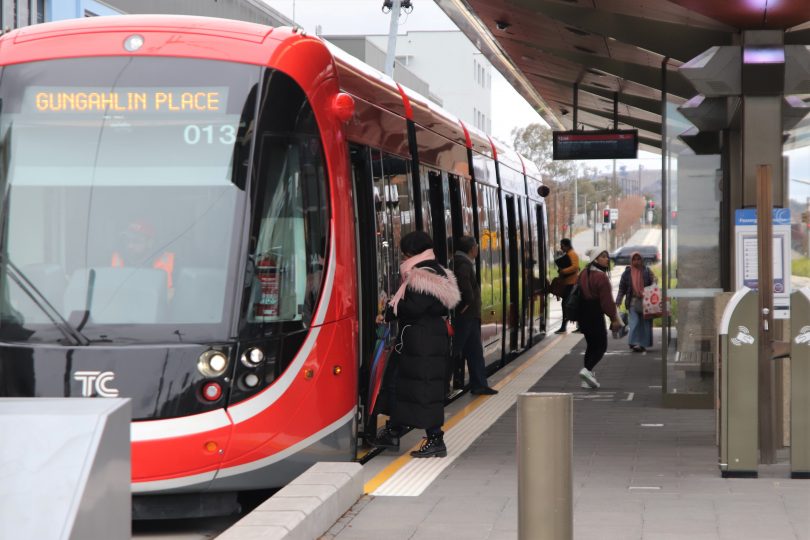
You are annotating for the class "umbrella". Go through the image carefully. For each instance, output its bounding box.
[367,324,390,415]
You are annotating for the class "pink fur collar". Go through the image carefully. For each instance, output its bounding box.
[405,266,461,309]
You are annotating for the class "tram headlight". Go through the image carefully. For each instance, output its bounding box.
[240,347,265,367]
[243,373,260,388]
[198,350,229,378]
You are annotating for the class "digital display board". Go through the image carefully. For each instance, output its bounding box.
[27,87,227,114]
[552,130,638,160]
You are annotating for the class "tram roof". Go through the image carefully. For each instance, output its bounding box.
[436,0,810,154]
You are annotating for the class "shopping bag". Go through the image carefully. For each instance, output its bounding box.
[367,324,391,415]
[643,285,663,319]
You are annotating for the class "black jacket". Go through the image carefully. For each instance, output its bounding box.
[451,252,481,320]
[383,260,460,429]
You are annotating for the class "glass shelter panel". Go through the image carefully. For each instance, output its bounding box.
[662,102,721,405]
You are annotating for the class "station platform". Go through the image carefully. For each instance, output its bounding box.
[322,331,810,540]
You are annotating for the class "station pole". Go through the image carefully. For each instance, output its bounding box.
[517,393,572,540]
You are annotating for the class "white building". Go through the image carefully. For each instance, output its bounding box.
[367,31,492,134]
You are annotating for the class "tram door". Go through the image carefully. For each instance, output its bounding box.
[477,184,503,367]
[525,200,539,345]
[504,196,521,355]
[350,144,412,442]
[517,199,528,349]
[447,174,475,391]
[533,203,548,338]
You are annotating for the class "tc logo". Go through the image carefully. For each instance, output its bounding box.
[73,371,119,397]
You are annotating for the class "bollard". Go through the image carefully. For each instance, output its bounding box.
[517,392,573,540]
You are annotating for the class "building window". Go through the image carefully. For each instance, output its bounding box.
[36,0,45,23]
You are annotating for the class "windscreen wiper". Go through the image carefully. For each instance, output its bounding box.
[1,256,90,346]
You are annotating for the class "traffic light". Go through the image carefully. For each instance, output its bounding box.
[603,209,610,223]
[802,211,810,224]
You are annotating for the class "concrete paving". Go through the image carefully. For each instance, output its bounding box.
[322,331,810,540]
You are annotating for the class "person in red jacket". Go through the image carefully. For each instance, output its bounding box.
[576,250,624,389]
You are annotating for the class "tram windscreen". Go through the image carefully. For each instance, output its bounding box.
[0,57,260,342]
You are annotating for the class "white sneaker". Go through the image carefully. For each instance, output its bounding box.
[579,367,600,389]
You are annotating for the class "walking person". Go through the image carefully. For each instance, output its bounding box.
[555,238,580,334]
[451,236,497,396]
[615,251,655,352]
[373,231,461,458]
[577,250,624,389]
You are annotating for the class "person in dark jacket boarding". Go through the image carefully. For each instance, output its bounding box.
[373,231,461,458]
[451,236,497,395]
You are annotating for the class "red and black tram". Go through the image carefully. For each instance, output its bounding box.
[0,15,549,516]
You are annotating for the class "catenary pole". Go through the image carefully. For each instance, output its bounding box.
[384,0,402,77]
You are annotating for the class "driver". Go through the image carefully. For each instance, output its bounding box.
[111,219,175,289]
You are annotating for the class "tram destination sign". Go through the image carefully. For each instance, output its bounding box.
[552,130,638,160]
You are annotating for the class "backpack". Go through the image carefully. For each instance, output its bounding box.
[563,268,589,322]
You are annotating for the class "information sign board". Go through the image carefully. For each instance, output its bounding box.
[552,130,638,160]
[734,208,791,319]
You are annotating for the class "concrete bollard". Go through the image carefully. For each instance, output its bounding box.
[517,392,573,540]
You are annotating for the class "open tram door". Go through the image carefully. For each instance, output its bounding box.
[349,144,408,449]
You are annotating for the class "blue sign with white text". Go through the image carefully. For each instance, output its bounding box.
[734,208,791,226]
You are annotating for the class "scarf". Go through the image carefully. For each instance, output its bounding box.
[630,251,644,297]
[389,249,436,315]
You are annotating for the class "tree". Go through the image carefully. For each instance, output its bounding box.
[511,123,578,183]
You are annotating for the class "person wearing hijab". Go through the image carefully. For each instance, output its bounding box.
[615,251,656,352]
[577,250,624,389]
[373,231,461,458]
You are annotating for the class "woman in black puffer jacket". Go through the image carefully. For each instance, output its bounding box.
[374,231,460,458]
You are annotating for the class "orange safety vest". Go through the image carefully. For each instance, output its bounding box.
[111,251,175,289]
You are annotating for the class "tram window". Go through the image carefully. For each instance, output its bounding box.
[243,70,328,328]
[457,176,474,236]
[383,153,414,259]
[419,166,433,237]
[0,57,259,340]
